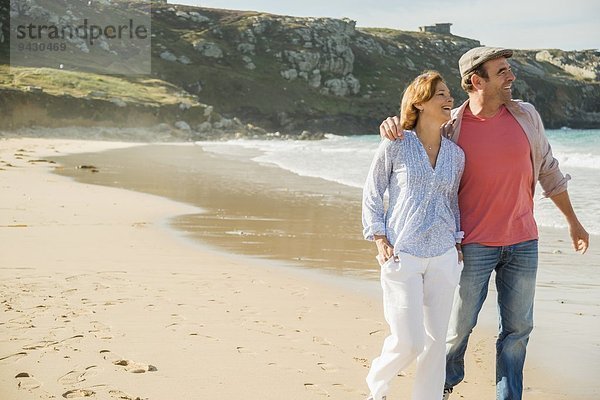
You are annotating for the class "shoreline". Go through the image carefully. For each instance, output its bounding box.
[1,138,598,399]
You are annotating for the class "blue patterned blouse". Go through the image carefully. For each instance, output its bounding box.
[362,131,465,258]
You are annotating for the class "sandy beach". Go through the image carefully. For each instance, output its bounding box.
[1,138,598,400]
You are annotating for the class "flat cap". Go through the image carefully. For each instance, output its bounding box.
[459,46,513,77]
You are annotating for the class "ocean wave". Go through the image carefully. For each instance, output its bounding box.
[200,135,377,189]
[556,152,600,169]
[535,208,600,238]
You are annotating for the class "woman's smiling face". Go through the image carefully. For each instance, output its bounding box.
[419,81,454,125]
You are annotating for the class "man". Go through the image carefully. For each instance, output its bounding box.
[379,47,589,400]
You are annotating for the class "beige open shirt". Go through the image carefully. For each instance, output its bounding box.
[441,99,570,198]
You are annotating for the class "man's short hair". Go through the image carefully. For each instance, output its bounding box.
[461,64,489,92]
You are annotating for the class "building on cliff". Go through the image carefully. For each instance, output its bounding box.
[419,23,452,34]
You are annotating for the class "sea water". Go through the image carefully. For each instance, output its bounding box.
[201,129,600,235]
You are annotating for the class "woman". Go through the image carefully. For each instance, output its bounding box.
[362,71,465,400]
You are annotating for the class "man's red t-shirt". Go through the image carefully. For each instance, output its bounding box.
[457,105,538,246]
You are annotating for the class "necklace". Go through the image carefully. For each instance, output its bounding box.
[415,130,440,152]
[420,140,438,151]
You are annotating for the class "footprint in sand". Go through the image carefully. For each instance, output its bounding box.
[95,271,129,280]
[200,334,219,342]
[235,346,258,355]
[29,159,57,165]
[113,359,157,374]
[353,357,370,368]
[22,340,59,350]
[7,315,35,330]
[330,383,360,394]
[165,313,188,330]
[291,287,309,298]
[27,335,84,352]
[89,321,113,340]
[0,352,28,363]
[15,372,41,390]
[109,389,146,400]
[473,338,490,365]
[312,336,332,346]
[100,350,157,374]
[62,388,96,398]
[94,282,111,291]
[58,365,101,386]
[296,305,312,320]
[65,273,90,282]
[58,334,85,347]
[317,362,339,373]
[304,382,330,397]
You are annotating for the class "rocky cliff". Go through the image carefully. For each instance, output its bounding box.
[1,2,599,138]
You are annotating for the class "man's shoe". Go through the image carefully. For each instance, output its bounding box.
[442,388,452,400]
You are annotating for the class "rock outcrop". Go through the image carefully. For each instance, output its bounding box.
[147,5,600,131]
[535,50,599,80]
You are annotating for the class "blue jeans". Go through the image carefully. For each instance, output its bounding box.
[445,239,538,400]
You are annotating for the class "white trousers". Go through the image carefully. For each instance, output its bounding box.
[366,247,462,400]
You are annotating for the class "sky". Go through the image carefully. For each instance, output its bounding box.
[174,0,599,51]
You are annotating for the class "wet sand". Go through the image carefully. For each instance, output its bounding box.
[51,143,374,275]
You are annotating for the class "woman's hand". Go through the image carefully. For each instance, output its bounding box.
[456,244,464,263]
[374,235,395,264]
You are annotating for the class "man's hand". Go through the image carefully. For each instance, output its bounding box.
[549,191,590,254]
[569,220,589,254]
[379,116,404,141]
[374,235,395,264]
